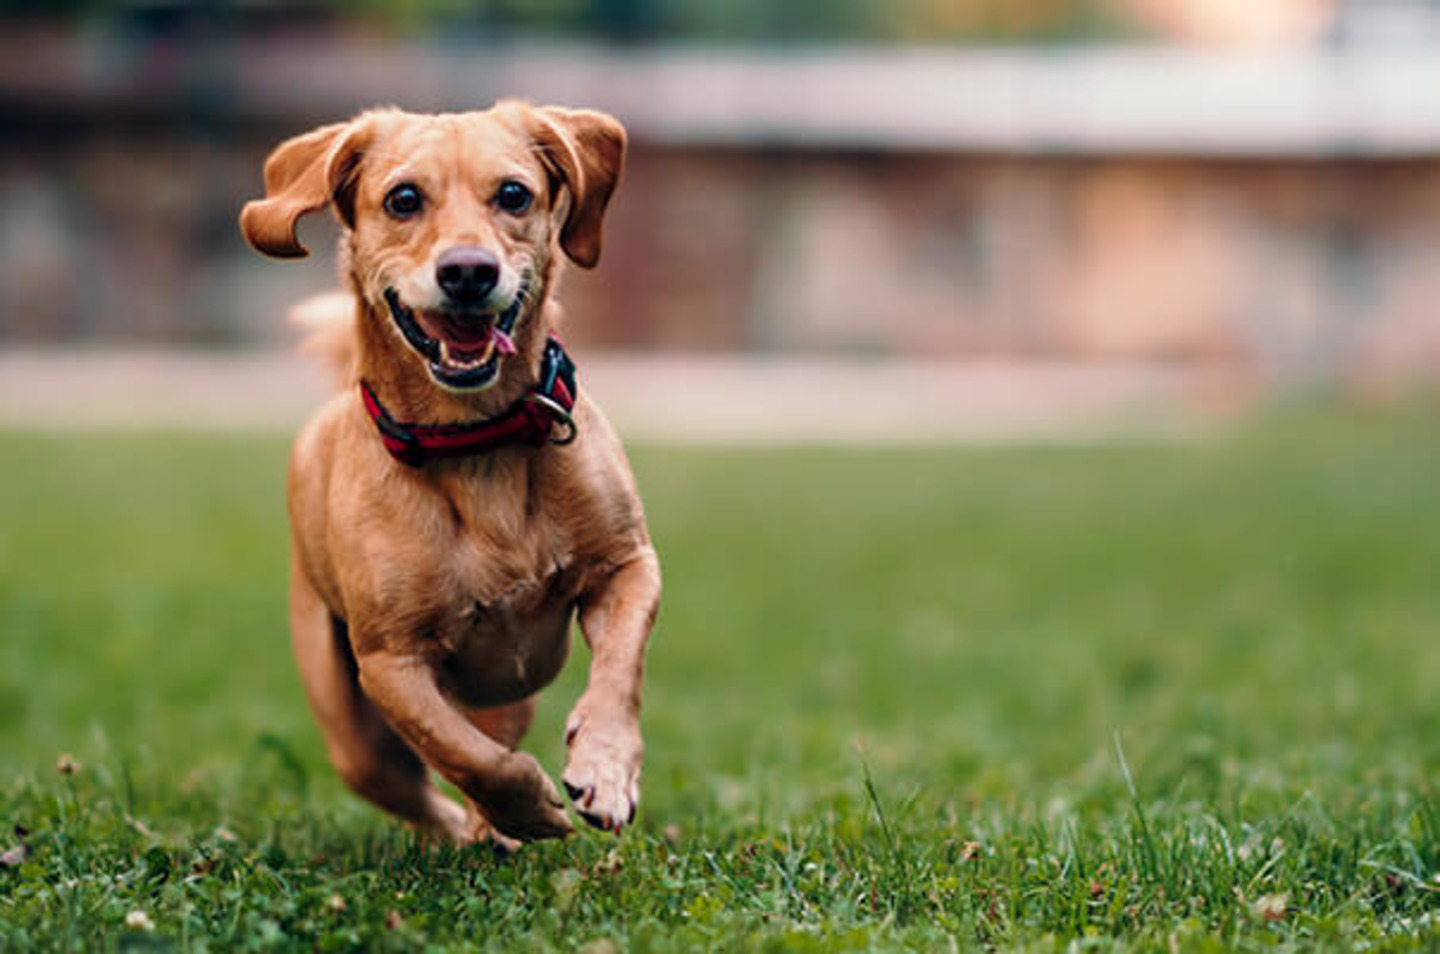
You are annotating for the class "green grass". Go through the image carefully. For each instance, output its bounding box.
[1,408,1438,951]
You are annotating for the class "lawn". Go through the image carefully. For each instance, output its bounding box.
[1,408,1438,951]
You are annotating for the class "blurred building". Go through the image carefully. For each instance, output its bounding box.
[2,3,1440,385]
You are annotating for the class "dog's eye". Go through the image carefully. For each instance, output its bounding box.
[384,183,424,219]
[495,180,533,215]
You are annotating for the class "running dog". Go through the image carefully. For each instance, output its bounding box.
[240,101,659,845]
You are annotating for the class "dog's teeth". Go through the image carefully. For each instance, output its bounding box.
[436,336,499,370]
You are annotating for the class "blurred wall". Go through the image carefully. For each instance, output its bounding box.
[4,14,1440,385]
[596,148,1440,383]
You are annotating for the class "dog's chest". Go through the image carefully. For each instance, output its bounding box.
[426,501,585,706]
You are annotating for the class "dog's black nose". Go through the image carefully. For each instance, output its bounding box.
[435,246,500,305]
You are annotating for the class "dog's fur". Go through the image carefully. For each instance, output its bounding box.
[240,102,659,844]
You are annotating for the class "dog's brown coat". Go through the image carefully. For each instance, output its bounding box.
[241,102,659,843]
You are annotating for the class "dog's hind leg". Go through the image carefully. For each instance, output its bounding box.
[290,563,471,841]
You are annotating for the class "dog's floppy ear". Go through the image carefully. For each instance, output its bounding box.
[240,119,372,259]
[532,106,627,269]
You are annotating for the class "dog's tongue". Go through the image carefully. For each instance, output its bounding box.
[418,310,496,356]
[416,310,518,362]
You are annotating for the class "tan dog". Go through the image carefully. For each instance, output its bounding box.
[239,102,659,845]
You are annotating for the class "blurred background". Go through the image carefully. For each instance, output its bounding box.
[5,7,1440,946]
[2,0,1440,436]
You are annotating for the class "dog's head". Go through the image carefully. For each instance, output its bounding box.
[241,102,625,394]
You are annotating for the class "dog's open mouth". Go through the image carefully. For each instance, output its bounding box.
[383,288,521,391]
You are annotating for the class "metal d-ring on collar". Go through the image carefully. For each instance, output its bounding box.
[523,391,577,445]
[530,335,578,445]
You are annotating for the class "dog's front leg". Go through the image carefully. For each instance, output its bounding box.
[356,650,573,841]
[563,548,661,832]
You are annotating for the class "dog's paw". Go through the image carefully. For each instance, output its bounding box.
[562,701,642,834]
[471,751,574,842]
[466,808,524,856]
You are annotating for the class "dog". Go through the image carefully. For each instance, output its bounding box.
[239,102,660,846]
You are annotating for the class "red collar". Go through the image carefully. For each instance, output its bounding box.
[360,336,578,468]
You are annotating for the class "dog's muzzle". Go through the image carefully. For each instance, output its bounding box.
[383,287,524,391]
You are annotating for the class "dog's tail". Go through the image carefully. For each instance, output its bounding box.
[291,290,359,388]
